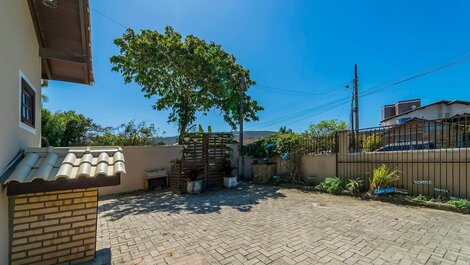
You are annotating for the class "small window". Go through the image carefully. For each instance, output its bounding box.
[20,78,35,128]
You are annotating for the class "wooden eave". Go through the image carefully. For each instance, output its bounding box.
[28,0,94,85]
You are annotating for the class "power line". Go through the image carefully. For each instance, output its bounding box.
[248,50,470,130]
[359,54,470,98]
[91,8,129,29]
[253,83,344,96]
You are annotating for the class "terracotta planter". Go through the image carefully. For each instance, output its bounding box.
[187,180,203,194]
[223,176,238,188]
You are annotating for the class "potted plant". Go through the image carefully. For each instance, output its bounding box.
[370,164,399,195]
[223,162,237,188]
[186,167,203,194]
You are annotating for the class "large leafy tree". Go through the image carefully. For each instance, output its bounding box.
[110,26,263,139]
[307,119,348,137]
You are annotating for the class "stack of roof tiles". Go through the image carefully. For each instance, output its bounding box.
[4,147,126,184]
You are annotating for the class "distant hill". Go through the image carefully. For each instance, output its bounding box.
[153,130,275,145]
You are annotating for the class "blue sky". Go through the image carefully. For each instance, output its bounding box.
[44,0,470,136]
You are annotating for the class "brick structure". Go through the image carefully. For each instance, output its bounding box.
[9,188,98,265]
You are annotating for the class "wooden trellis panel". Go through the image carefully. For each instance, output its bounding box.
[206,133,233,190]
[170,133,233,193]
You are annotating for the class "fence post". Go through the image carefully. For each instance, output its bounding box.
[335,132,339,177]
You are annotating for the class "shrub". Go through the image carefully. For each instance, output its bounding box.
[345,178,363,194]
[317,177,346,194]
[362,133,383,152]
[370,164,399,192]
[447,199,470,210]
[414,194,430,202]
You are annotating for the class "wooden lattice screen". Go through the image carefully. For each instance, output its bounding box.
[170,133,233,193]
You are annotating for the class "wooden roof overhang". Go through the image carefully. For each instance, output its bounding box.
[28,0,94,85]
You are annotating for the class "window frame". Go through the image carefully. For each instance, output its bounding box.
[18,70,37,134]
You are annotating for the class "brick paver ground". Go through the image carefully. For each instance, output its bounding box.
[91,184,470,265]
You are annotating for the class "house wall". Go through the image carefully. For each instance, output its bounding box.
[381,103,470,126]
[0,1,42,264]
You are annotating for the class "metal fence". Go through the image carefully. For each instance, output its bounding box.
[336,116,470,199]
[298,135,336,155]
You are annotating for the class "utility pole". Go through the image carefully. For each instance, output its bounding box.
[353,64,359,132]
[238,79,245,180]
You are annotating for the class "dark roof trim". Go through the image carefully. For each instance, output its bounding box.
[6,174,120,196]
[381,100,470,122]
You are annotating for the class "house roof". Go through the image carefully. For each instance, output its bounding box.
[3,146,125,185]
[28,0,93,84]
[381,100,470,122]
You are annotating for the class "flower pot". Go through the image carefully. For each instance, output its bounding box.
[373,187,397,195]
[223,176,238,189]
[187,180,203,194]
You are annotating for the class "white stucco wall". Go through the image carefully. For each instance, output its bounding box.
[381,103,470,126]
[0,0,42,263]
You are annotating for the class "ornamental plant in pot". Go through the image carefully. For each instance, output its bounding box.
[186,167,203,194]
[223,162,237,189]
[370,164,400,195]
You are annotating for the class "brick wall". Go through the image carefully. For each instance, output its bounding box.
[9,188,98,265]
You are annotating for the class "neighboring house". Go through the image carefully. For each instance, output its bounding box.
[0,1,124,264]
[381,99,470,126]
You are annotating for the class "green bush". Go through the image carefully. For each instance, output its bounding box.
[370,164,399,192]
[345,178,363,194]
[414,194,430,202]
[317,177,346,194]
[362,133,383,152]
[447,199,470,210]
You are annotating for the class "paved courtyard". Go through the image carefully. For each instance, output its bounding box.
[91,184,470,265]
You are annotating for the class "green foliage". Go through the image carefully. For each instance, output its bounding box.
[316,177,346,194]
[110,26,263,139]
[307,119,347,138]
[243,131,305,182]
[414,194,430,202]
[317,177,362,194]
[42,109,157,147]
[41,109,95,147]
[447,199,470,209]
[363,133,383,152]
[90,120,157,146]
[370,164,399,192]
[345,178,363,194]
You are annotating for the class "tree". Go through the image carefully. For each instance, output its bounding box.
[110,26,263,140]
[42,109,158,147]
[307,119,348,137]
[278,126,293,133]
[41,109,94,147]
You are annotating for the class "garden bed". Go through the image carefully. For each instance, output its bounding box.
[278,182,470,214]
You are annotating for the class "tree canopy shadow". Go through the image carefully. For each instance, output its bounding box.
[98,182,286,221]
